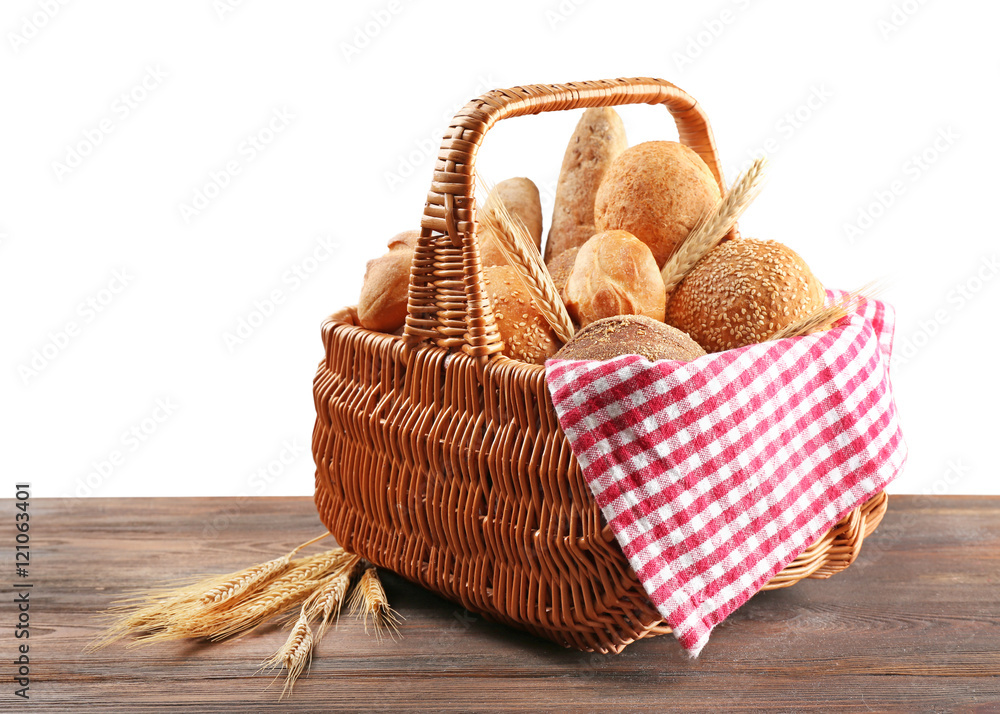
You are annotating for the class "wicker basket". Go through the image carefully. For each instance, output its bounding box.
[313,77,889,653]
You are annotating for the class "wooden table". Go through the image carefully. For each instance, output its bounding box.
[16,496,1000,712]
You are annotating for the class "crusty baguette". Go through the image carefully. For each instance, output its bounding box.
[544,107,627,262]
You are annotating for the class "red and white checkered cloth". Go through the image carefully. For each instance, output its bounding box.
[545,293,906,657]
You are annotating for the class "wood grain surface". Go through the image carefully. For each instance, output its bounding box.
[6,496,999,713]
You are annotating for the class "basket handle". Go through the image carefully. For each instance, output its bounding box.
[403,77,726,360]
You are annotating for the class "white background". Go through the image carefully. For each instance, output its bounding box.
[2,0,997,498]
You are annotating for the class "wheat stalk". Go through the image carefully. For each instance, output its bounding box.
[303,567,355,640]
[197,555,291,606]
[661,157,768,296]
[348,567,401,642]
[478,183,576,344]
[202,553,358,641]
[197,532,332,606]
[94,539,349,648]
[260,559,361,697]
[263,608,314,699]
[768,284,879,341]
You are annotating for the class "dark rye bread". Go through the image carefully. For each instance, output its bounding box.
[666,238,825,353]
[554,314,705,362]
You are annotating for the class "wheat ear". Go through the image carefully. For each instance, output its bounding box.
[661,157,768,296]
[478,184,576,344]
[303,566,356,640]
[263,608,314,699]
[260,559,361,697]
[197,531,331,606]
[348,567,401,642]
[768,284,880,341]
[94,541,350,647]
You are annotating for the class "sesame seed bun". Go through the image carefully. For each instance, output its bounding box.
[666,238,826,353]
[483,264,560,364]
[554,314,705,362]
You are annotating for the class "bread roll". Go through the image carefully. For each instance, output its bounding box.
[357,231,418,333]
[545,246,579,300]
[478,178,543,268]
[483,265,560,364]
[554,314,705,362]
[564,230,666,327]
[388,229,420,250]
[666,238,826,352]
[545,108,628,262]
[594,141,721,267]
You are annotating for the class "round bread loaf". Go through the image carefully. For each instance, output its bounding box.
[478,177,543,268]
[554,314,705,362]
[594,141,721,267]
[564,230,666,327]
[666,238,826,352]
[483,264,560,364]
[357,230,419,333]
[545,246,580,301]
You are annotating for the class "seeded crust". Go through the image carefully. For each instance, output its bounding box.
[555,314,705,362]
[666,238,826,353]
[564,230,666,327]
[545,107,628,262]
[483,264,560,364]
[594,141,721,267]
[545,245,580,300]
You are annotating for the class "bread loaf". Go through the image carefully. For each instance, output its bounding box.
[478,178,543,268]
[666,238,826,352]
[545,246,579,301]
[564,230,666,327]
[594,141,721,267]
[545,107,628,262]
[554,314,705,362]
[357,230,419,333]
[483,264,560,364]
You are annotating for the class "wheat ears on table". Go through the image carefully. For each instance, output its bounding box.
[477,181,576,344]
[661,157,768,296]
[93,533,400,698]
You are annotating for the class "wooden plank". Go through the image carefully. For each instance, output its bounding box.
[11,496,1000,712]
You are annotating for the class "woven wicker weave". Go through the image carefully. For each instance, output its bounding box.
[313,78,888,653]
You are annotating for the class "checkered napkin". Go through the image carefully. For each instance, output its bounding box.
[544,293,906,657]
